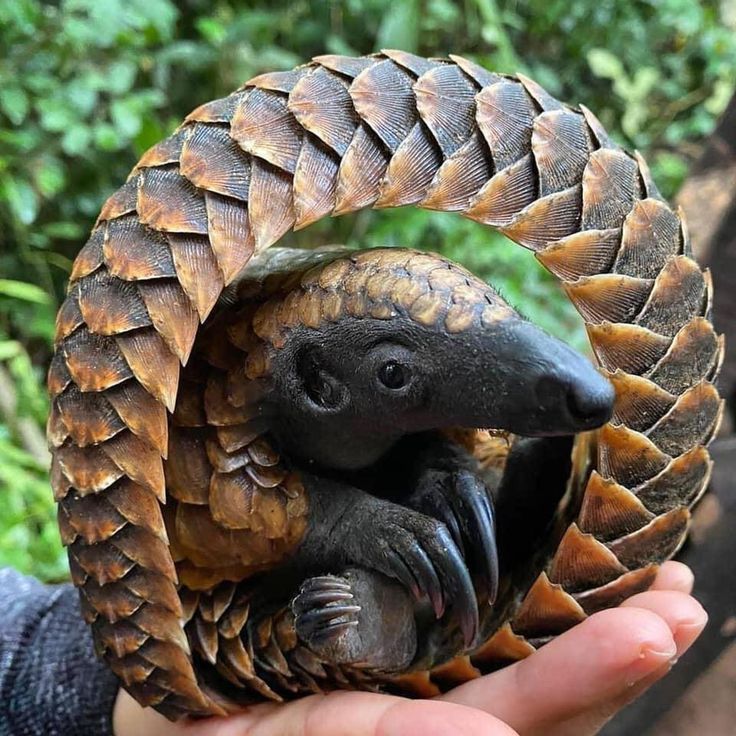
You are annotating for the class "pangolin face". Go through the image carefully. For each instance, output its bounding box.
[255,248,614,470]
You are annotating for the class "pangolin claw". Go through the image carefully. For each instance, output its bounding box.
[293,575,362,647]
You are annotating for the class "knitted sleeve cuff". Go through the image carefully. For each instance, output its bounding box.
[0,568,120,736]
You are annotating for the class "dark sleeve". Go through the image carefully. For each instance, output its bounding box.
[0,568,120,736]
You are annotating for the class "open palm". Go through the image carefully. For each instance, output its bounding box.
[114,562,704,736]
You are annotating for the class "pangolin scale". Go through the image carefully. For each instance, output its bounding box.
[48,50,723,719]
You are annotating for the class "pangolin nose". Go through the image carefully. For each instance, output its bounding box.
[565,374,615,428]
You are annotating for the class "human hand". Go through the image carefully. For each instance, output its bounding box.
[113,561,705,736]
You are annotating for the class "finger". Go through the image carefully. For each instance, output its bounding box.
[375,699,519,736]
[537,592,707,736]
[515,659,673,736]
[442,606,677,733]
[114,686,516,736]
[211,692,519,736]
[620,591,707,656]
[650,560,695,594]
[113,690,181,736]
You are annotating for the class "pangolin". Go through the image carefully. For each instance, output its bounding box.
[48,50,723,719]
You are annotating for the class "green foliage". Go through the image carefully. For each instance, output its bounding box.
[0,0,733,579]
[0,340,66,581]
[0,426,66,581]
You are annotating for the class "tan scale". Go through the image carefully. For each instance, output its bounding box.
[48,51,723,719]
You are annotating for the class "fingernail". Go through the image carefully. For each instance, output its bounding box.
[625,642,677,687]
[639,645,677,659]
[674,616,708,656]
[639,642,677,662]
[676,620,707,635]
[677,609,708,631]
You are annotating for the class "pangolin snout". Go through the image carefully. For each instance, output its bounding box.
[489,319,616,436]
[561,370,615,429]
[530,352,615,433]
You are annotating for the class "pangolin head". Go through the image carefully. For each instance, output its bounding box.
[243,248,614,470]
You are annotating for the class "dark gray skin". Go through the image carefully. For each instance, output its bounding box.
[267,315,612,470]
[288,435,574,671]
[257,313,614,671]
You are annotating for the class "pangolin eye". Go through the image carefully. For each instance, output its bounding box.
[378,360,409,390]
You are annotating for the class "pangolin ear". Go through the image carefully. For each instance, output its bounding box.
[295,345,348,411]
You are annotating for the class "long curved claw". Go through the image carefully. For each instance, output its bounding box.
[409,467,499,608]
[302,576,352,592]
[385,548,423,600]
[378,515,478,647]
[300,589,356,606]
[388,541,444,618]
[453,471,499,604]
[297,604,362,628]
[331,496,479,650]
[424,484,466,558]
[431,523,479,648]
[296,604,361,640]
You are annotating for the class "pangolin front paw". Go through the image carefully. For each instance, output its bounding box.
[292,575,360,649]
[408,468,498,604]
[341,503,479,647]
[292,569,417,670]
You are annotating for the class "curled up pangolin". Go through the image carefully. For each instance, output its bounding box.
[48,51,723,719]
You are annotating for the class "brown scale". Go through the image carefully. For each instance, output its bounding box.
[49,52,722,718]
[245,249,514,356]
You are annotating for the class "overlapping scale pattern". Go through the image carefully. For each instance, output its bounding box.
[49,51,722,718]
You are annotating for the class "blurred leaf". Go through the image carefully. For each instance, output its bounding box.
[36,97,76,133]
[377,0,420,52]
[65,79,98,116]
[0,280,50,304]
[42,221,85,240]
[196,16,228,46]
[0,87,29,125]
[588,48,625,80]
[111,98,142,138]
[0,341,21,361]
[652,150,690,194]
[60,125,91,156]
[93,121,121,150]
[1,175,38,225]
[106,60,138,95]
[705,77,734,114]
[34,157,66,198]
